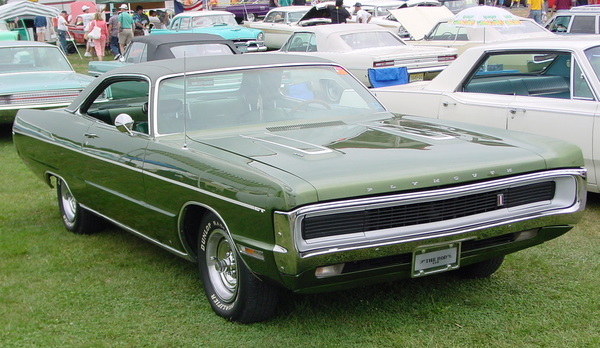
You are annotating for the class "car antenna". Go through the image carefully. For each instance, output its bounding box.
[182,51,189,150]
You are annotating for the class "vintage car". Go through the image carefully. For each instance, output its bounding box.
[371,37,600,192]
[0,41,93,124]
[275,24,458,86]
[150,10,267,52]
[409,16,554,54]
[243,6,326,50]
[88,33,240,77]
[0,20,19,41]
[13,54,587,323]
[545,5,600,35]
[213,0,273,23]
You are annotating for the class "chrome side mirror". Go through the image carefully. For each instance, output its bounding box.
[115,113,134,135]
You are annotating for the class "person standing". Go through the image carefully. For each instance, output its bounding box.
[553,0,572,10]
[353,3,371,23]
[79,5,95,57]
[529,0,544,24]
[132,5,149,36]
[34,15,47,42]
[89,12,108,61]
[148,10,161,31]
[107,8,121,59]
[328,0,351,24]
[118,4,134,54]
[56,11,70,54]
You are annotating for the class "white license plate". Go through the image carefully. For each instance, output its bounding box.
[409,73,424,82]
[412,243,460,277]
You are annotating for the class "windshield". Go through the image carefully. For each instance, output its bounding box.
[427,20,547,41]
[0,46,72,72]
[156,65,387,134]
[340,31,405,49]
[191,14,238,27]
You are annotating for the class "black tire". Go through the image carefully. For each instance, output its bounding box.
[456,256,505,279]
[56,178,104,235]
[197,213,279,323]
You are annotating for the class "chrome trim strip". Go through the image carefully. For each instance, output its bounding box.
[81,202,193,261]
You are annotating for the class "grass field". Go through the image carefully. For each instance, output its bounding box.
[1,121,599,346]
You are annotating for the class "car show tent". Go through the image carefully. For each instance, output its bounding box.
[0,1,60,21]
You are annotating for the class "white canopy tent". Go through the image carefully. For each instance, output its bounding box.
[0,1,60,21]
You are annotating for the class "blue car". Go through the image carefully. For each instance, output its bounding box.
[150,10,266,52]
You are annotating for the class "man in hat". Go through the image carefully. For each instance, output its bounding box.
[78,5,95,57]
[354,3,371,23]
[118,4,134,54]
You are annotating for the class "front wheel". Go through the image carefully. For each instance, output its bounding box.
[197,213,279,323]
[57,178,103,234]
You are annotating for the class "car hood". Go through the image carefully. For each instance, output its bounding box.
[0,71,93,94]
[389,7,454,40]
[189,116,564,201]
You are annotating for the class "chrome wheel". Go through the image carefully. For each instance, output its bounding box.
[59,182,77,224]
[205,228,238,302]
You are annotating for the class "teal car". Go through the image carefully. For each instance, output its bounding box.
[0,41,94,124]
[13,54,586,323]
[150,10,266,52]
[0,20,19,41]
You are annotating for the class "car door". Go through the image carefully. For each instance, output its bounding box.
[78,76,155,236]
[507,55,599,189]
[437,52,518,129]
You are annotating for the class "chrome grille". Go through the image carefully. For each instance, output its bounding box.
[302,181,556,240]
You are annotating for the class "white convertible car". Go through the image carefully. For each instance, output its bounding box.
[243,6,321,50]
[276,24,457,87]
[371,37,600,192]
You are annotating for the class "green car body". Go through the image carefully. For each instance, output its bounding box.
[13,54,587,323]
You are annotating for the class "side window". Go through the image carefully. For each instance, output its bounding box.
[573,60,594,100]
[125,42,147,63]
[180,17,191,30]
[265,12,283,23]
[282,33,315,52]
[463,52,571,99]
[85,79,150,134]
[570,15,596,34]
[547,15,571,33]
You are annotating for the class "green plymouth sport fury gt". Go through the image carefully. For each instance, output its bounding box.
[13,54,587,323]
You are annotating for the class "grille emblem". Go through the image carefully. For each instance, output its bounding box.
[497,193,505,207]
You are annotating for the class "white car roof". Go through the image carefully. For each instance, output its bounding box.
[293,23,395,34]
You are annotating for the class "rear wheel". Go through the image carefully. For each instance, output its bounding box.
[456,256,505,279]
[57,178,103,234]
[197,213,279,323]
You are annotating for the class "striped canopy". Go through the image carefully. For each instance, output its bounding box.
[0,1,60,21]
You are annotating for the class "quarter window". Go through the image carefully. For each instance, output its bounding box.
[570,15,596,34]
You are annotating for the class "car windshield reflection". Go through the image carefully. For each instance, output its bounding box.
[156,65,387,135]
[0,46,72,72]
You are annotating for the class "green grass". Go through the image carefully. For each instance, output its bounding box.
[1,123,599,347]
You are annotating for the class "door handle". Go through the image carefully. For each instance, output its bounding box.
[84,133,99,138]
[442,102,456,107]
